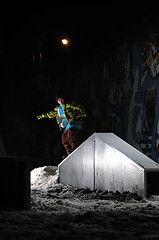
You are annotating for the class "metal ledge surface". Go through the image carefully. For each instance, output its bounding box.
[58,133,159,197]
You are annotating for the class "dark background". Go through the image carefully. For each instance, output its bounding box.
[0,5,155,166]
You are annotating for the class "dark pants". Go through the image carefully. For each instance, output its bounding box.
[62,127,80,154]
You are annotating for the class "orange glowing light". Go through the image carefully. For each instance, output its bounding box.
[61,39,69,45]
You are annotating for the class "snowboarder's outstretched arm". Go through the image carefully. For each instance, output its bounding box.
[37,107,58,120]
[37,111,56,120]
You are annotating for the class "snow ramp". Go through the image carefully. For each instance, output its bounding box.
[58,133,159,197]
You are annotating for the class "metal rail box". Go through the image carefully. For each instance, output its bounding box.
[58,133,159,197]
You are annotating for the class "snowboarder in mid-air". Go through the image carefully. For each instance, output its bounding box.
[37,94,87,156]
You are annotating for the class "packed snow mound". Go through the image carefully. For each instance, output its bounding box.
[2,166,159,239]
[31,166,58,189]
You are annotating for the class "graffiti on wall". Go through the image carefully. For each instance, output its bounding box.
[142,41,159,78]
[73,39,159,162]
[104,39,159,162]
[131,40,159,162]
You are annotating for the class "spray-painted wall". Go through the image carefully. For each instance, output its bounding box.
[131,41,159,162]
[73,39,159,163]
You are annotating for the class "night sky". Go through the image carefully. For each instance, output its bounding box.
[1,5,153,73]
[0,5,156,110]
[1,5,145,62]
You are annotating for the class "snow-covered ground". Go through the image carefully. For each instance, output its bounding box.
[1,166,159,239]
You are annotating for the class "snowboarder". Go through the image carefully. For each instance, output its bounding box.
[37,94,87,155]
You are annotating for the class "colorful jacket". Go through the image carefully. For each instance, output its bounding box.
[37,101,87,131]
